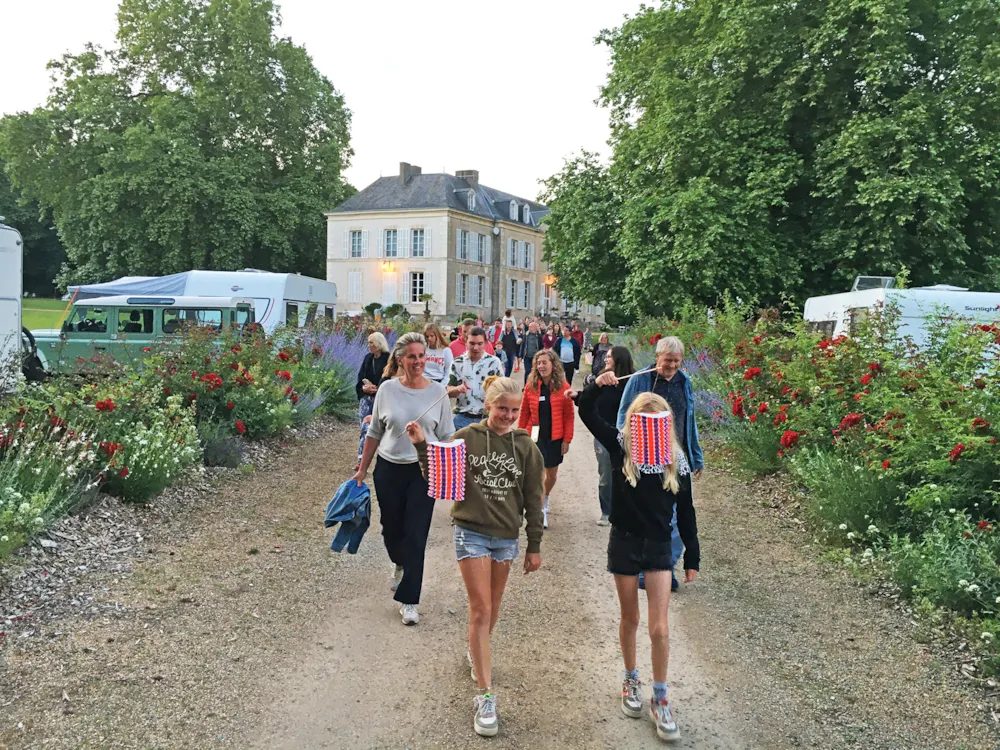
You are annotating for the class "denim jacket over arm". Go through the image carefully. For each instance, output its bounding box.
[616,370,704,471]
[325,479,372,554]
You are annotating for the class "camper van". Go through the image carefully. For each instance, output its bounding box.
[804,276,1000,347]
[67,270,337,333]
[0,222,23,391]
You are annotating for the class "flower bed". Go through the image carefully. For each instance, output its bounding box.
[1,322,378,557]
[639,302,1000,671]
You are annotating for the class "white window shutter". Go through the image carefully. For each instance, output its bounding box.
[343,230,349,259]
[483,276,490,308]
[361,230,369,258]
[401,229,410,259]
[529,242,535,270]
[424,272,432,303]
[455,228,462,260]
[484,235,491,265]
[455,273,462,305]
[376,229,383,258]
[425,227,433,257]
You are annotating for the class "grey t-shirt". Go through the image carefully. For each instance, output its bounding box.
[366,378,455,464]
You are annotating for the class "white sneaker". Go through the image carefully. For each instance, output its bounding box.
[597,514,610,526]
[400,604,419,625]
[621,676,642,718]
[650,699,680,741]
[390,565,403,591]
[473,692,499,737]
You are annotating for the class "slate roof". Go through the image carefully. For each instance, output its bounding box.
[329,172,548,228]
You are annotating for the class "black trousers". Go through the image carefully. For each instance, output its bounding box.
[562,363,576,386]
[373,456,436,605]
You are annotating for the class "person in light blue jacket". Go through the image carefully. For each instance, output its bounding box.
[602,335,704,589]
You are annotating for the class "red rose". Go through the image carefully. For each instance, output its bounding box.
[779,430,800,449]
[163,388,171,395]
[757,402,769,414]
[972,417,990,431]
[743,367,762,380]
[839,413,863,431]
[311,347,323,356]
[731,396,745,419]
[947,443,966,463]
[978,520,992,531]
[226,401,235,410]
[119,467,130,478]
[860,373,872,386]
[749,413,758,423]
[235,420,247,435]
[752,335,763,345]
[142,347,151,352]
[881,460,891,470]
[868,362,882,373]
[277,351,292,362]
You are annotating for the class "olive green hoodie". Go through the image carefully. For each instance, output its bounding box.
[416,420,544,553]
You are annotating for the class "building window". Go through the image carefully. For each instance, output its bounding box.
[509,200,518,220]
[521,241,530,269]
[458,274,469,305]
[467,191,476,211]
[350,230,363,258]
[473,275,488,307]
[458,230,469,260]
[475,234,485,264]
[384,229,398,258]
[507,238,516,266]
[411,228,425,258]
[522,205,530,224]
[348,271,362,303]
[508,279,518,308]
[522,281,532,310]
[409,272,425,303]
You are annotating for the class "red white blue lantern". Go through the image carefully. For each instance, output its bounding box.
[427,439,467,502]
[630,411,673,468]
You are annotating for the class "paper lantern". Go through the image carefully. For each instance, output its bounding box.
[630,411,673,468]
[427,439,467,502]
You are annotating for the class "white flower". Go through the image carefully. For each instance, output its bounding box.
[18,502,30,514]
[968,584,981,594]
[0,535,8,543]
[982,632,994,641]
[995,596,1000,604]
[839,523,848,531]
[949,508,957,514]
[867,524,879,534]
[846,532,856,540]
[959,579,969,587]
[862,548,874,559]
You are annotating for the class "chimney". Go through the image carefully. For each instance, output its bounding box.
[399,162,421,185]
[456,169,479,190]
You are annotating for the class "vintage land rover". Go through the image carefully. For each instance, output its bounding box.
[31,295,255,374]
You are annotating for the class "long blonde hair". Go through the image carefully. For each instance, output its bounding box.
[383,332,427,380]
[525,349,566,392]
[422,322,445,350]
[621,393,683,493]
[483,375,521,409]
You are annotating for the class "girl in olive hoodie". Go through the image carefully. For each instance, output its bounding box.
[406,376,544,738]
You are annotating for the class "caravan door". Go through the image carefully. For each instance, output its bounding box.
[0,225,23,390]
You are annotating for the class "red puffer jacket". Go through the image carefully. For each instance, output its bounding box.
[519,380,575,443]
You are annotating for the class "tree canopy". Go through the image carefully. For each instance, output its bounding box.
[0,162,66,296]
[544,0,1000,316]
[0,0,353,288]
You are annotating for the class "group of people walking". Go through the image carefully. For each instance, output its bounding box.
[350,322,703,743]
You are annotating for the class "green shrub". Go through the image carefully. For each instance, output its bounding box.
[719,420,782,475]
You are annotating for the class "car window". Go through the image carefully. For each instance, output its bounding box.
[62,307,108,334]
[234,307,255,326]
[162,308,223,334]
[117,308,154,334]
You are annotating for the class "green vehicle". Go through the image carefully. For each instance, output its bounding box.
[31,295,256,374]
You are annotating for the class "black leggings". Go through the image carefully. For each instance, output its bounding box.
[373,456,436,605]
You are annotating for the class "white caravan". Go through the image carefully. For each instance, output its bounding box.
[0,221,23,391]
[804,276,1000,347]
[67,270,337,333]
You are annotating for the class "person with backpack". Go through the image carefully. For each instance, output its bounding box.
[578,380,700,743]
[406,375,543,738]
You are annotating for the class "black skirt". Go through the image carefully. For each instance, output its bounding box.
[536,436,564,468]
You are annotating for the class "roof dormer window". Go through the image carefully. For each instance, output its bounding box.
[468,191,477,211]
[522,204,531,224]
[509,200,518,221]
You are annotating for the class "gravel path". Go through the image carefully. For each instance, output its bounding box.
[2,412,998,749]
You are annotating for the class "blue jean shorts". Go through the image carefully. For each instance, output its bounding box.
[454,525,519,564]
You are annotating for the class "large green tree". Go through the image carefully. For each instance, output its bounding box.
[546,0,1000,316]
[0,0,353,286]
[0,160,66,296]
[539,152,625,308]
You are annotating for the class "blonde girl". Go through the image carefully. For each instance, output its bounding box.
[422,323,455,384]
[406,376,544,737]
[577,386,700,743]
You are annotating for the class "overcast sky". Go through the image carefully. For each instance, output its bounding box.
[1,0,645,201]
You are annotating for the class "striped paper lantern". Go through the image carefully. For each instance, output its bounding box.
[630,411,673,468]
[427,439,467,502]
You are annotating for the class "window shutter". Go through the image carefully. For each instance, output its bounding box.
[361,230,369,258]
[455,273,462,305]
[401,229,410,259]
[528,242,535,270]
[455,228,462,260]
[484,235,491,265]
[483,275,490,309]
[377,229,384,258]
[343,230,349,259]
[426,227,433,257]
[424,272,432,304]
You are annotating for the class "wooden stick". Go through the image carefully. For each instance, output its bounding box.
[615,366,656,381]
[393,389,453,438]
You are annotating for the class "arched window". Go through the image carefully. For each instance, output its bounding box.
[467,191,477,211]
[522,204,531,223]
[509,200,517,220]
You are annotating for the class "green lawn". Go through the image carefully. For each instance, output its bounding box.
[22,298,69,331]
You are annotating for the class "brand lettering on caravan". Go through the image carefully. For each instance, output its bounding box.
[964,304,1000,313]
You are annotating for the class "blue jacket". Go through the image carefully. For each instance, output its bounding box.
[616,369,704,471]
[324,479,372,554]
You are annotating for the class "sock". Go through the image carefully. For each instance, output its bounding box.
[652,681,668,703]
[626,668,639,681]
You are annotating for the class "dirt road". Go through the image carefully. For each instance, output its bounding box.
[2,413,998,749]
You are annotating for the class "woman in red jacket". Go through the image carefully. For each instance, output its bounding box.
[519,349,575,528]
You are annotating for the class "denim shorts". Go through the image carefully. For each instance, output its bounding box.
[607,525,674,576]
[454,525,519,563]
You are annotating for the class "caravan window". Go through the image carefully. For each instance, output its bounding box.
[286,302,299,327]
[324,305,335,320]
[162,309,223,334]
[234,307,255,327]
[304,303,318,326]
[63,307,108,334]
[117,308,154,334]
